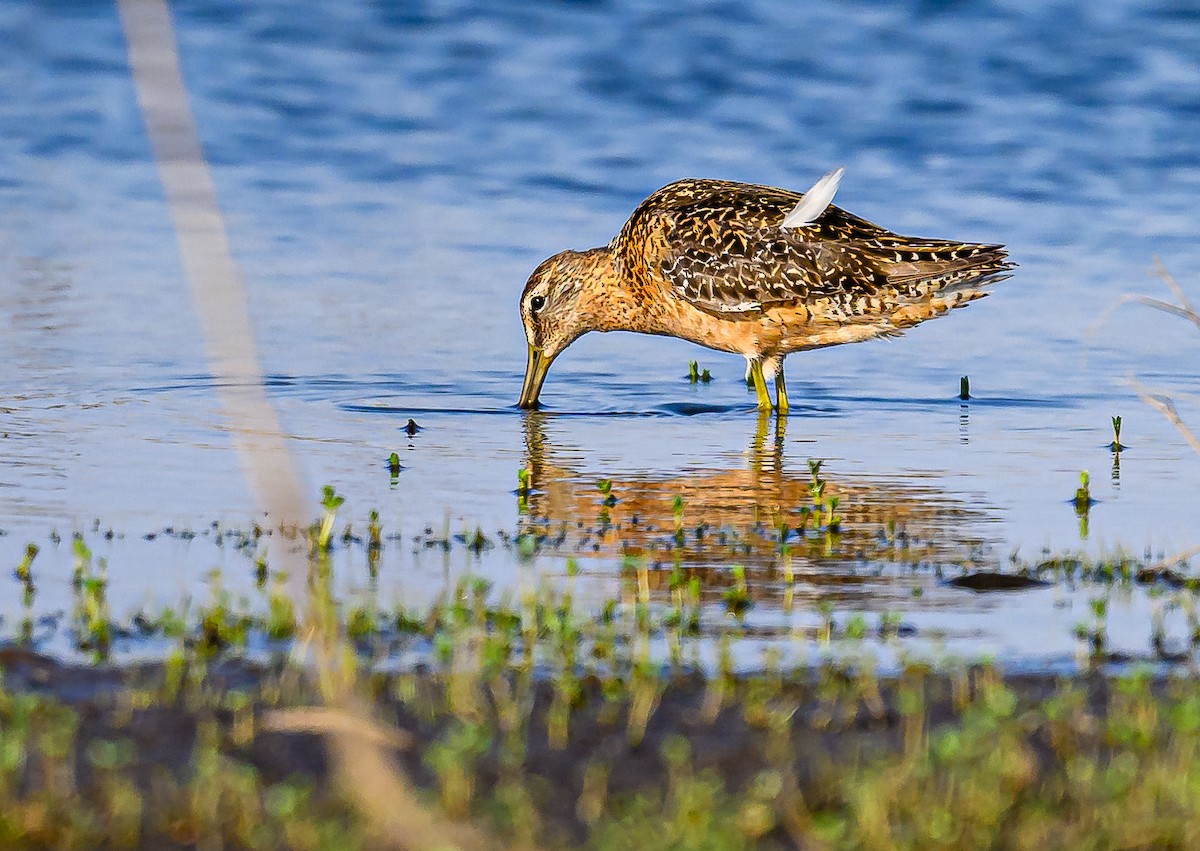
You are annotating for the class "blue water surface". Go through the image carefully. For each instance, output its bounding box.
[0,0,1198,666]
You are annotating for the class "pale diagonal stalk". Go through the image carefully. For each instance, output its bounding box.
[117,2,500,847]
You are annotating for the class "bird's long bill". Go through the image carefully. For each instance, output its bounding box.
[518,344,554,409]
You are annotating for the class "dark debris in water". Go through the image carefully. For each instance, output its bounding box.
[945,571,1051,592]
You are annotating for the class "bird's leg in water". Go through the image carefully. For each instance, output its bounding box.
[775,370,789,414]
[748,361,773,411]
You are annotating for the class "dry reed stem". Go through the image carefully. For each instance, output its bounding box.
[262,707,414,750]
[116,2,504,847]
[1144,543,1200,576]
[1097,258,1200,460]
[1136,387,1200,457]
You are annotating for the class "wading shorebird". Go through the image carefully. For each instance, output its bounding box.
[518,168,1013,412]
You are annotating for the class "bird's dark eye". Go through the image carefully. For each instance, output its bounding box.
[529,295,546,312]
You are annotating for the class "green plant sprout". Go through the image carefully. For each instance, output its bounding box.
[15,542,37,583]
[368,510,382,549]
[254,553,268,588]
[317,485,345,550]
[824,496,842,533]
[960,375,970,400]
[808,459,825,503]
[1073,471,1093,510]
[1110,416,1126,451]
[1074,471,1093,539]
[515,467,532,514]
[72,536,91,589]
[723,565,751,618]
[687,361,712,383]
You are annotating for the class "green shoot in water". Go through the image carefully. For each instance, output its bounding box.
[808,459,825,503]
[368,509,382,549]
[15,542,37,584]
[254,553,268,588]
[1073,471,1092,510]
[516,468,531,514]
[1074,471,1093,539]
[686,361,711,383]
[960,375,970,400]
[1110,415,1126,451]
[388,452,402,476]
[804,458,842,533]
[723,565,751,618]
[72,535,91,589]
[318,485,344,550]
[824,496,842,533]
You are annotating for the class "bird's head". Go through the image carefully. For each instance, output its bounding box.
[518,248,617,409]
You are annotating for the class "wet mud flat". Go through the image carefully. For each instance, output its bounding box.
[4,641,1200,850]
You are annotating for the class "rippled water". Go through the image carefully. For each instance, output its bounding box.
[1,1,1199,666]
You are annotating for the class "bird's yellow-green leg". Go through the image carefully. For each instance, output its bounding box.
[749,361,773,411]
[775,369,789,414]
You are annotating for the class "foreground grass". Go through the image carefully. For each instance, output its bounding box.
[4,573,1200,850]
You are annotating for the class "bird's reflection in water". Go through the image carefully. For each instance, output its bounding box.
[518,412,998,607]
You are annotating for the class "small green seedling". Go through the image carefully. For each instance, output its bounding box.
[318,485,345,550]
[688,360,699,383]
[72,536,92,589]
[368,509,382,549]
[808,459,825,503]
[959,375,970,400]
[824,496,842,533]
[388,452,402,476]
[1073,471,1093,510]
[15,542,37,583]
[1073,471,1094,539]
[723,565,751,618]
[516,468,531,514]
[1109,416,1126,451]
[597,479,617,507]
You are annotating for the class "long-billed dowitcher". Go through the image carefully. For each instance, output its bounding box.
[518,169,1013,412]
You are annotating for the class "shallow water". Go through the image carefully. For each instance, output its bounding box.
[1,0,1199,667]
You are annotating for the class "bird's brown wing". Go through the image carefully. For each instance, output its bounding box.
[617,178,1012,320]
[617,179,893,318]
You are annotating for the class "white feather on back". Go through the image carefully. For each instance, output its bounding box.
[780,167,845,229]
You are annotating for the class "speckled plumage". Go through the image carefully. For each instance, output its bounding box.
[518,175,1014,411]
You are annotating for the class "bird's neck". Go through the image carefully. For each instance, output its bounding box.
[573,246,669,336]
